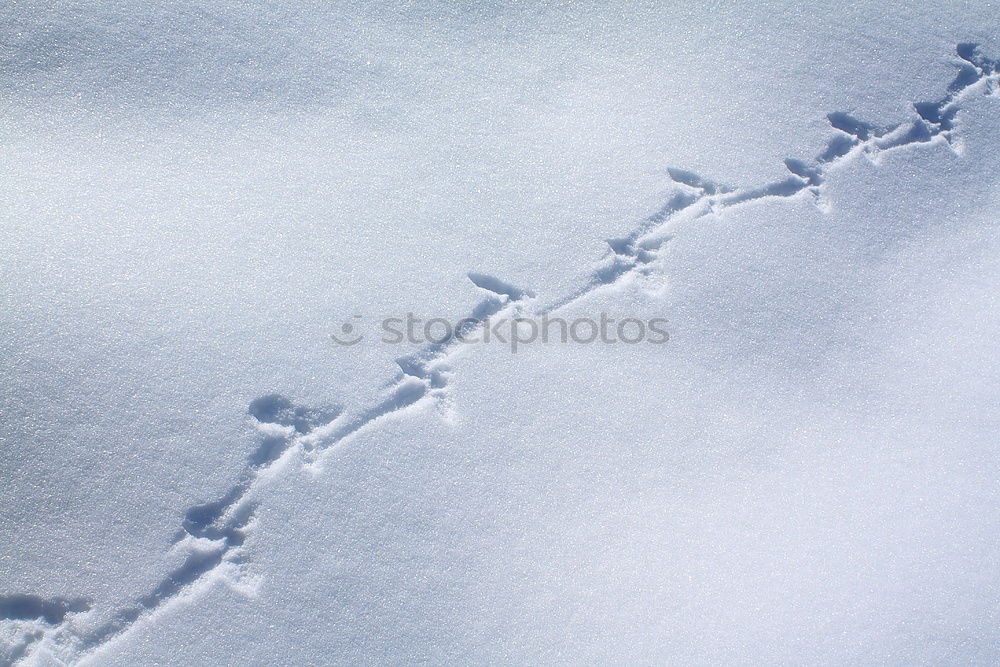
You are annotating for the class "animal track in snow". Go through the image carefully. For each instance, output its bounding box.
[6,42,997,666]
[0,596,89,665]
[550,43,999,316]
[0,597,90,627]
[4,276,535,665]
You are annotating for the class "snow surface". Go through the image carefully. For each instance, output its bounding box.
[2,1,999,665]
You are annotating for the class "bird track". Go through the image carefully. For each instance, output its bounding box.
[4,42,997,667]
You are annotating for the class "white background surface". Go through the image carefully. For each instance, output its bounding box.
[2,1,998,664]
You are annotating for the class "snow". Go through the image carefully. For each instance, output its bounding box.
[2,1,999,665]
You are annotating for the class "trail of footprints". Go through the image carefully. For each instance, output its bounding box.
[2,277,538,666]
[4,43,997,666]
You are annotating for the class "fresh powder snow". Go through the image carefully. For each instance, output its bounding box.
[2,2,999,665]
